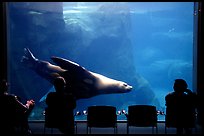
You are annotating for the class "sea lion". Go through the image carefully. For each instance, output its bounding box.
[21,48,132,100]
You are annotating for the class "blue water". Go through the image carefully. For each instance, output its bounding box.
[7,2,194,121]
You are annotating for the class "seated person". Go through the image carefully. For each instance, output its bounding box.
[165,79,197,134]
[46,76,76,134]
[0,79,35,135]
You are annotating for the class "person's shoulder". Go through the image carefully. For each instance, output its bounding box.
[0,94,18,103]
[185,89,192,93]
[48,92,56,95]
[47,92,57,97]
[165,92,174,97]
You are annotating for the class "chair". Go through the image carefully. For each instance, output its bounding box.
[43,108,77,134]
[165,92,197,134]
[165,107,197,134]
[44,107,60,134]
[126,105,158,134]
[87,105,117,134]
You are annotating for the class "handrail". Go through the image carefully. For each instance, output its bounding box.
[28,120,165,123]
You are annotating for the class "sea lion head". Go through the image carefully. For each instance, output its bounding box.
[93,73,132,94]
[107,80,132,93]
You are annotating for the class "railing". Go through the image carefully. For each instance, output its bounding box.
[28,120,166,123]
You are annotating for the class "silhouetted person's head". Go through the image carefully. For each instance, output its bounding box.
[0,79,8,95]
[173,79,188,93]
[54,77,66,93]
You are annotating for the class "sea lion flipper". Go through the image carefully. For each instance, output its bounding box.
[83,78,94,85]
[51,56,84,71]
[21,48,38,69]
[21,48,65,83]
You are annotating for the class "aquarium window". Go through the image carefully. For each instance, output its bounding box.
[6,2,196,121]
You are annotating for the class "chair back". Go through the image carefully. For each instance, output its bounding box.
[127,105,157,127]
[165,89,197,130]
[165,106,196,128]
[44,107,62,128]
[87,105,117,128]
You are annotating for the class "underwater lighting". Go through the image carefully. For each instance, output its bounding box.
[157,110,165,115]
[75,111,81,116]
[121,109,127,115]
[117,110,122,115]
[83,110,88,115]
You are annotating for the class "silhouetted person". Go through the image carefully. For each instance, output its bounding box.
[46,76,76,134]
[0,79,35,136]
[165,79,197,134]
[197,93,204,134]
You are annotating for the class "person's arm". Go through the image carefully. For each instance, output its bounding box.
[12,95,28,112]
[12,95,35,116]
[185,89,193,94]
[25,99,35,116]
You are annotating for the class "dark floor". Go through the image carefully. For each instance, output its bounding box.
[29,120,202,135]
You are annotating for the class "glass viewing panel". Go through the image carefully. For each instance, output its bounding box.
[6,2,195,120]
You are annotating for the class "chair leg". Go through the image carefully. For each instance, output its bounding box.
[114,126,117,134]
[44,126,46,134]
[152,126,154,134]
[127,125,129,134]
[152,126,158,134]
[156,126,158,134]
[87,127,91,134]
[75,122,77,134]
[194,125,197,134]
[165,125,167,134]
